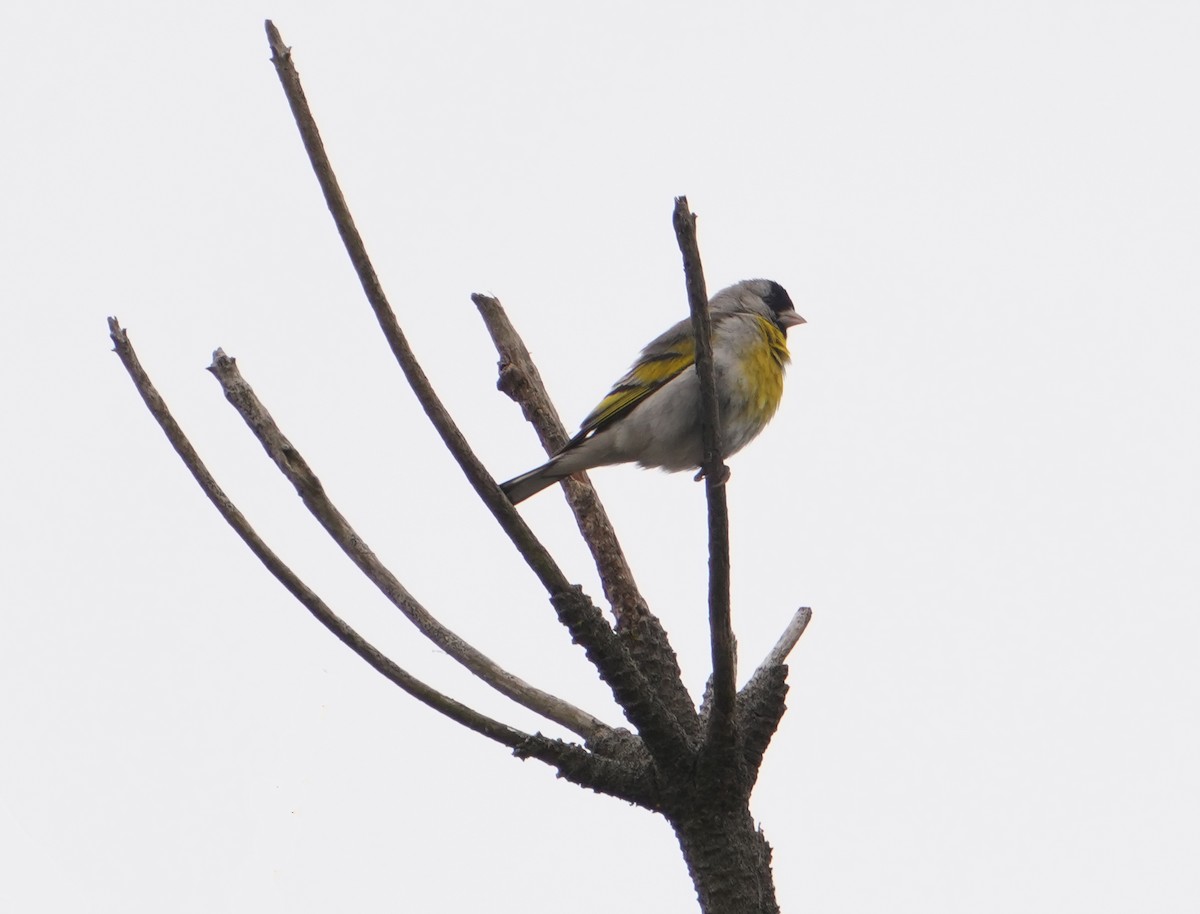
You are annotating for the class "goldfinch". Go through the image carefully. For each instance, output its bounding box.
[501,279,804,504]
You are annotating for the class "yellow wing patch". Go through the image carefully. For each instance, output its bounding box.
[577,337,697,436]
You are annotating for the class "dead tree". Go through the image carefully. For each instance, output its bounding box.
[108,21,811,914]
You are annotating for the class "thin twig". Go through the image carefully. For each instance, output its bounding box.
[206,347,608,741]
[107,318,556,757]
[672,196,736,732]
[262,21,566,598]
[756,606,812,674]
[262,23,692,765]
[472,295,630,603]
[473,293,700,737]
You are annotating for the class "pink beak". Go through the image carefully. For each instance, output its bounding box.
[778,311,806,328]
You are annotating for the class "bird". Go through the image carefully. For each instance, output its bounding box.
[499,278,805,504]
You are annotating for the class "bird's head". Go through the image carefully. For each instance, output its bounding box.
[716,278,806,334]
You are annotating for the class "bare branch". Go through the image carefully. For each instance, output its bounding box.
[672,197,736,733]
[473,293,700,736]
[471,293,637,614]
[108,319,658,797]
[734,606,812,775]
[473,294,571,452]
[551,587,694,773]
[736,665,788,792]
[205,348,608,741]
[262,21,568,598]
[672,199,719,478]
[262,22,693,764]
[107,318,544,753]
[515,733,658,807]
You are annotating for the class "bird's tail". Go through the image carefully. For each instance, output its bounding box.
[500,461,573,504]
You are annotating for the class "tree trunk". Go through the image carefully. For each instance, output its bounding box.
[671,803,779,914]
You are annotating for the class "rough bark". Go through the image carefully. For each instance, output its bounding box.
[673,804,779,914]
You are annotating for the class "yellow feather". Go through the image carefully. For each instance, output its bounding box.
[579,337,696,432]
[738,317,791,425]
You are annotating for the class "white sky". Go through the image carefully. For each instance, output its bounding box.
[3,2,1198,911]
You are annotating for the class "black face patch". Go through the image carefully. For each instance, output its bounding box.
[762,281,795,317]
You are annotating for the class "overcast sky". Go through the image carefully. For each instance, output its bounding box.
[3,2,1198,912]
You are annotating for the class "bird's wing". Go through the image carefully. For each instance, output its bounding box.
[567,316,699,445]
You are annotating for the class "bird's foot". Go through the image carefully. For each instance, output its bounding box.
[693,464,731,486]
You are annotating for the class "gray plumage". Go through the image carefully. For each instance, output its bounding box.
[501,279,804,504]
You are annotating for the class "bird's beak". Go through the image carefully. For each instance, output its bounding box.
[779,311,806,328]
